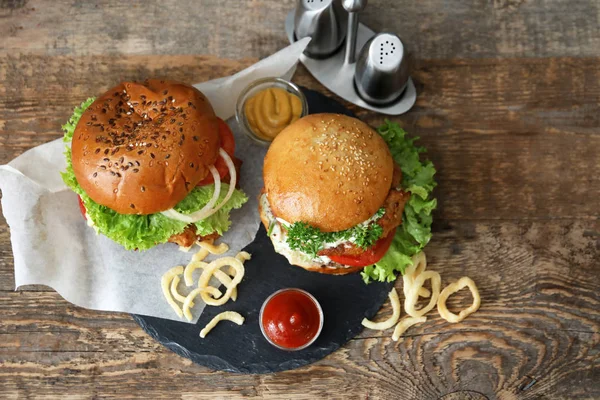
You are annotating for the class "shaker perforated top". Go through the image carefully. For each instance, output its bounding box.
[354,32,410,105]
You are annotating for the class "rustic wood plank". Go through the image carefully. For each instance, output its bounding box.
[1,56,599,222]
[1,1,600,397]
[1,0,599,59]
[1,220,598,398]
[0,332,597,399]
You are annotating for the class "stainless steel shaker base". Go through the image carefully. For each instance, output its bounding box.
[285,11,416,116]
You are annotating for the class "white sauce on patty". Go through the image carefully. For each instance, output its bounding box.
[261,194,383,268]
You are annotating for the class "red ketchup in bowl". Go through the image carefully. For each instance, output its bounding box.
[260,289,323,350]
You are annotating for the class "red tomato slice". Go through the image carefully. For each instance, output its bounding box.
[78,195,87,220]
[218,118,235,155]
[329,228,397,267]
[197,118,236,186]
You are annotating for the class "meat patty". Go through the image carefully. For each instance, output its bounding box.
[318,164,409,258]
[378,189,410,237]
[168,224,220,247]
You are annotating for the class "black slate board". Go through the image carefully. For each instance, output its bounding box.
[133,88,395,374]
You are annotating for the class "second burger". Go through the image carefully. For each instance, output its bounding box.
[260,113,436,278]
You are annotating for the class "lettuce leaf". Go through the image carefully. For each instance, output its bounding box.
[181,184,248,237]
[361,121,437,283]
[60,99,248,251]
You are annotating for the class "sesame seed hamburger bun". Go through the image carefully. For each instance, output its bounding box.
[71,79,220,215]
[263,113,394,232]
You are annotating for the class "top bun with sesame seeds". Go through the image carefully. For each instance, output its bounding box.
[71,79,220,215]
[263,113,394,232]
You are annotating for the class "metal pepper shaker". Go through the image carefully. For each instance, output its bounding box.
[293,0,347,59]
[354,33,410,105]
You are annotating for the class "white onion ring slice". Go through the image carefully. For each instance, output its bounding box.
[161,164,221,223]
[206,148,237,217]
[161,148,237,223]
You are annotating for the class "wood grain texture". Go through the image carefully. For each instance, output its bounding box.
[1,220,598,399]
[1,0,600,59]
[1,55,598,221]
[1,0,600,398]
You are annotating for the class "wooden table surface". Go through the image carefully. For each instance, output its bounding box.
[1,1,599,399]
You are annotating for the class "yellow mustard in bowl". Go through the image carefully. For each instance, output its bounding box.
[244,87,303,141]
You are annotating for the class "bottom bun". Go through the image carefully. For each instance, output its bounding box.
[259,198,366,276]
[288,258,366,276]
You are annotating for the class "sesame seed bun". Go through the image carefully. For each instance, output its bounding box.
[71,79,220,215]
[263,113,394,232]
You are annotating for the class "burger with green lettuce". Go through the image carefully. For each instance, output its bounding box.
[259,113,436,283]
[61,79,247,250]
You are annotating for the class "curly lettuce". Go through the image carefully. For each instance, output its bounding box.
[60,99,248,250]
[361,121,437,283]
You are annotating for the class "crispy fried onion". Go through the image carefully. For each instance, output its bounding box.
[392,316,427,342]
[361,288,401,330]
[235,251,251,262]
[162,265,223,321]
[404,270,441,318]
[161,266,185,318]
[184,240,230,286]
[170,275,191,304]
[185,261,238,303]
[161,240,250,324]
[360,251,481,342]
[183,243,245,305]
[198,240,229,255]
[437,277,481,323]
[197,256,244,307]
[200,311,245,338]
[231,252,251,294]
[403,251,431,298]
[182,287,222,322]
[181,254,247,321]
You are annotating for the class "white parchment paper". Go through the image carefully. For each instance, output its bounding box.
[0,38,310,323]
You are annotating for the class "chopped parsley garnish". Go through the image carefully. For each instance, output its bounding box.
[350,221,384,249]
[284,208,385,258]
